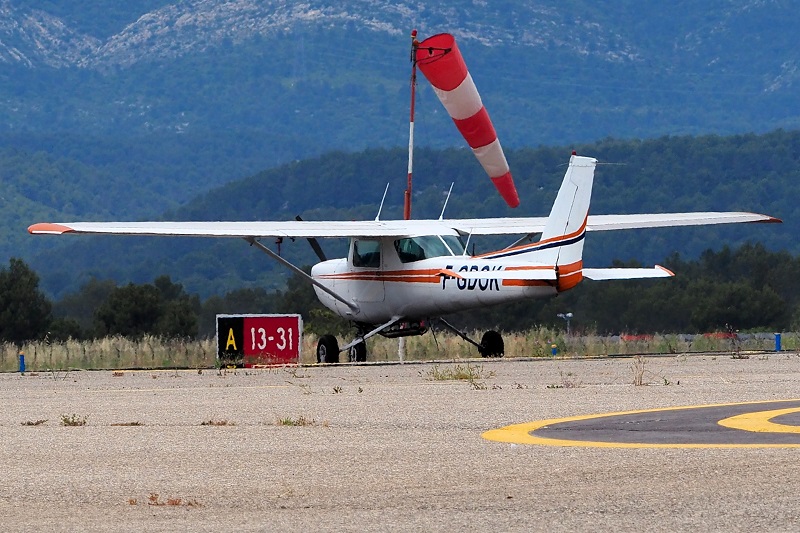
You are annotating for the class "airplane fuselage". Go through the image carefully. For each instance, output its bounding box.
[311,237,558,324]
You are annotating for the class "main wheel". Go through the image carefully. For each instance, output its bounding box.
[349,341,367,363]
[479,330,504,358]
[316,335,340,364]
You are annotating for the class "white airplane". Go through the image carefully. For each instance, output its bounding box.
[29,152,779,363]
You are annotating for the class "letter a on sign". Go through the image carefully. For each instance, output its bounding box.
[216,315,244,364]
[226,328,237,351]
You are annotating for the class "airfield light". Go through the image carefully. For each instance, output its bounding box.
[557,312,573,336]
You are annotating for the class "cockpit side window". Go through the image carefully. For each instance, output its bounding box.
[441,235,466,255]
[394,236,459,263]
[394,238,426,263]
[352,239,381,268]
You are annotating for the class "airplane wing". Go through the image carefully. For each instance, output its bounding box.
[27,220,463,239]
[448,212,779,234]
[28,212,779,239]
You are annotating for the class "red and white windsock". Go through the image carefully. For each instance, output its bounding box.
[415,33,520,208]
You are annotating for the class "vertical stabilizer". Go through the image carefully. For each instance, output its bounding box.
[536,153,596,289]
[479,154,596,290]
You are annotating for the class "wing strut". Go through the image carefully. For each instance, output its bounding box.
[244,237,358,313]
[339,315,404,353]
[294,216,327,261]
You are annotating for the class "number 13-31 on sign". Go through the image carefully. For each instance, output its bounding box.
[216,314,303,367]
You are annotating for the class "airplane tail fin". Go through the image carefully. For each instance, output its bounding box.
[481,153,596,291]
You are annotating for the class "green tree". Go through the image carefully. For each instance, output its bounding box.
[0,258,52,344]
[94,276,199,338]
[94,283,161,338]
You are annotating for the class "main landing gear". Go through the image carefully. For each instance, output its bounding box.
[314,334,368,364]
[438,318,505,358]
[315,318,505,363]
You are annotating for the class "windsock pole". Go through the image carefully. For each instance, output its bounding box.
[400,30,420,363]
[404,29,420,221]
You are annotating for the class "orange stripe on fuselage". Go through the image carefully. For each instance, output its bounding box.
[316,269,443,284]
[556,260,583,291]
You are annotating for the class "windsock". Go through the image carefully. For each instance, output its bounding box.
[415,33,520,208]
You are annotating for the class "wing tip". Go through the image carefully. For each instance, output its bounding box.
[28,223,74,235]
[655,264,676,277]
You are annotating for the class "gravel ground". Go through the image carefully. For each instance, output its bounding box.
[1,353,800,532]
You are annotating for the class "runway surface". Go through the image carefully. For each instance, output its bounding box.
[1,354,800,531]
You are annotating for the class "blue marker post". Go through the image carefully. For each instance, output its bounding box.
[18,350,25,373]
[551,343,558,357]
[775,333,782,352]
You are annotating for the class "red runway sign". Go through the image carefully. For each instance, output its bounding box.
[217,314,302,366]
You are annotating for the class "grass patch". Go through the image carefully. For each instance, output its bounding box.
[277,415,318,426]
[21,419,47,426]
[111,421,143,426]
[146,493,201,507]
[547,370,582,389]
[200,419,235,426]
[632,355,646,386]
[424,363,494,381]
[423,363,495,390]
[60,413,88,426]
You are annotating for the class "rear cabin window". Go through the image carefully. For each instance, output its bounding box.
[352,239,381,268]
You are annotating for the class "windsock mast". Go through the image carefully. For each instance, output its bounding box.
[404,29,420,220]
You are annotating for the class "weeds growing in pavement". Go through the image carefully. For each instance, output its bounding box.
[632,355,646,386]
[547,370,582,389]
[145,493,201,507]
[200,419,235,426]
[277,415,317,426]
[60,413,88,426]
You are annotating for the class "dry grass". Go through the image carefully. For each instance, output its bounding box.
[145,493,201,507]
[632,355,646,386]
[276,415,318,426]
[60,414,88,426]
[0,329,789,372]
[200,419,235,426]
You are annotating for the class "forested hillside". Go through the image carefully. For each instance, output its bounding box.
[25,130,797,299]
[1,1,799,225]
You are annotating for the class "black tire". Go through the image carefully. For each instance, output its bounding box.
[317,335,339,364]
[479,330,504,358]
[349,341,367,363]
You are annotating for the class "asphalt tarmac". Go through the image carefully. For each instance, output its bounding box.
[1,353,799,532]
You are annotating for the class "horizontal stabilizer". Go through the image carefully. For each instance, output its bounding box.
[582,265,675,280]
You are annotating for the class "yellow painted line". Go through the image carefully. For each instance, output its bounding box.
[718,407,800,433]
[482,399,800,448]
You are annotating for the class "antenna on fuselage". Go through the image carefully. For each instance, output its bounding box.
[438,182,455,220]
[375,182,390,221]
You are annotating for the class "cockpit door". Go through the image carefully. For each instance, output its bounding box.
[349,238,385,303]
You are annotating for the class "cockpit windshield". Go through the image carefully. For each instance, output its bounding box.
[394,235,466,263]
